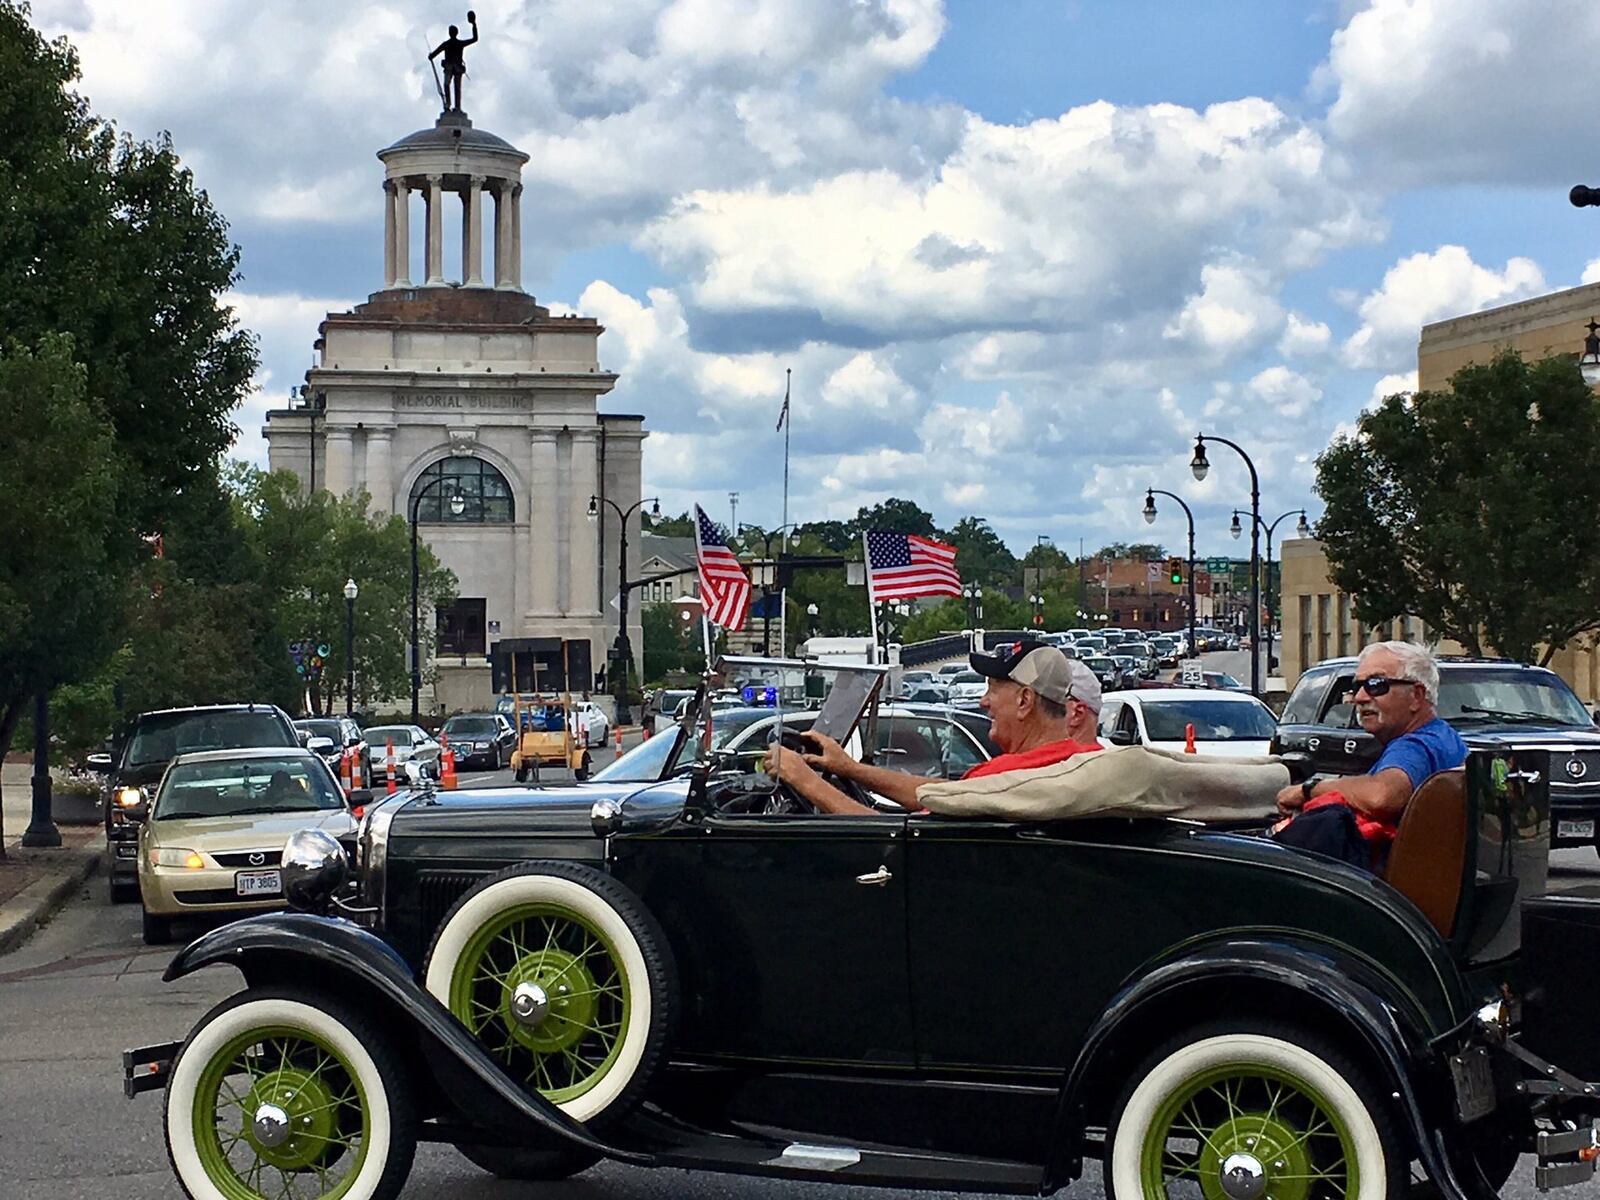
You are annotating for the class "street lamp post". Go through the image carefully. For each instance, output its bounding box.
[1580,317,1600,388]
[1144,488,1197,661]
[962,582,983,630]
[410,480,465,722]
[343,578,358,716]
[806,602,819,639]
[1231,507,1311,676]
[737,523,800,654]
[1029,593,1044,630]
[1191,433,1262,696]
[589,493,662,725]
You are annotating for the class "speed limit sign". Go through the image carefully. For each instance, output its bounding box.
[1181,658,1204,686]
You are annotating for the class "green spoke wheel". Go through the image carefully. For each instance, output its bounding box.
[165,990,415,1200]
[424,862,676,1126]
[1108,1028,1403,1200]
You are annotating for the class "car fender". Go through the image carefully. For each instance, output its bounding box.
[1046,937,1489,1200]
[163,911,651,1165]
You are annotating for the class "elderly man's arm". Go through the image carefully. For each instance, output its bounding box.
[1275,767,1415,821]
[765,744,875,815]
[797,732,927,811]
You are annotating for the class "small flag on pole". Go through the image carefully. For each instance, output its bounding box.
[775,373,790,432]
[695,505,753,630]
[864,531,962,602]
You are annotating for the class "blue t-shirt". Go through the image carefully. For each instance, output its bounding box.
[1370,716,1468,789]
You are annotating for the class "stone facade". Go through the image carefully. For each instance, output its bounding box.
[264,113,645,714]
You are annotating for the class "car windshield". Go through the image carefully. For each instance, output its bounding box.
[127,711,293,767]
[951,672,982,685]
[654,690,695,713]
[296,720,341,742]
[155,755,344,819]
[592,732,678,782]
[366,727,414,747]
[1083,656,1114,671]
[1436,668,1592,726]
[444,717,498,736]
[1142,700,1278,741]
[592,708,813,782]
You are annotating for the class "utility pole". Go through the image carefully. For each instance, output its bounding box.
[729,492,739,537]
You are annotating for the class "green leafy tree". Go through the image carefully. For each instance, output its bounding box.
[642,602,696,681]
[781,530,869,650]
[792,519,854,552]
[947,517,1018,589]
[1316,351,1600,664]
[848,498,939,539]
[644,510,695,537]
[1092,542,1165,561]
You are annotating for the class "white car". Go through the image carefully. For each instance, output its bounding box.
[946,670,988,707]
[1097,687,1279,758]
[568,700,611,748]
[365,724,442,778]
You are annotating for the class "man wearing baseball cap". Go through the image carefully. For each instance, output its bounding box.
[768,640,1103,814]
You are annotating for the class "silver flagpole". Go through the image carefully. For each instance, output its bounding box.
[780,368,791,654]
[861,530,880,664]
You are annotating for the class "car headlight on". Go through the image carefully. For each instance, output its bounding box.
[116,786,145,808]
[473,741,490,750]
[151,847,206,869]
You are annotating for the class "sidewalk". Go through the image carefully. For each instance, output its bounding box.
[0,760,103,956]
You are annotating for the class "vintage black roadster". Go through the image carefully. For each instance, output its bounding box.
[125,659,1600,1200]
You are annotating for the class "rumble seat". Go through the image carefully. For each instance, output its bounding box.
[1383,768,1467,938]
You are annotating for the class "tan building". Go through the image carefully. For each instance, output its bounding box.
[1279,280,1600,700]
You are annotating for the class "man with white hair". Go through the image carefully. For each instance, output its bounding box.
[769,641,1104,815]
[1276,640,1467,824]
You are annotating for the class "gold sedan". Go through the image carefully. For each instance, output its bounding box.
[137,748,357,945]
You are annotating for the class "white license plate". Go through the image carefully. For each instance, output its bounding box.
[1558,819,1596,840]
[235,869,282,897]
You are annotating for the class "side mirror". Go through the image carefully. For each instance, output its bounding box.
[1107,728,1137,746]
[296,727,312,745]
[306,737,336,755]
[85,752,114,772]
[1592,709,1600,726]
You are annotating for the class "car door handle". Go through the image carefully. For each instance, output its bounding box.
[855,865,892,886]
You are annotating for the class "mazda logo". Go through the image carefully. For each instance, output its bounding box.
[248,851,266,866]
[1566,758,1588,781]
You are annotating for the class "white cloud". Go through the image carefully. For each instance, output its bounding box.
[1246,366,1321,419]
[1279,312,1332,357]
[1343,246,1545,370]
[224,291,357,464]
[1369,370,1418,408]
[1164,263,1284,359]
[1583,258,1600,286]
[1322,0,1600,187]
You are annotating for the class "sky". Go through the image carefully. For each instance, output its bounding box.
[30,0,1600,560]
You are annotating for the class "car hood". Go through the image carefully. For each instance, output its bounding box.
[386,777,690,839]
[1449,719,1600,743]
[147,807,357,851]
[1149,739,1276,759]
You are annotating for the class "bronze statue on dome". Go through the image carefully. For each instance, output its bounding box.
[428,10,478,113]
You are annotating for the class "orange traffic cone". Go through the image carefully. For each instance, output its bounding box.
[385,739,397,795]
[1184,722,1198,754]
[350,748,363,791]
[440,735,458,790]
[615,726,624,757]
[340,747,353,795]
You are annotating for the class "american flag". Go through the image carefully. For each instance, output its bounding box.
[695,505,752,630]
[864,530,962,602]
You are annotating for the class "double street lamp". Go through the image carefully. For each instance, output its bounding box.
[589,493,661,726]
[1191,433,1262,696]
[343,578,358,716]
[410,481,465,722]
[962,581,984,628]
[1143,488,1196,660]
[1029,593,1045,629]
[1231,507,1311,676]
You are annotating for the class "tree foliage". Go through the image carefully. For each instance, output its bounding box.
[1316,351,1600,665]
[947,517,1018,589]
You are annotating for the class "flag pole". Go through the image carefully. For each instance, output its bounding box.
[780,368,791,656]
[861,530,880,665]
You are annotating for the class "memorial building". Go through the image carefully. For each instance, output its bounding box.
[264,102,645,714]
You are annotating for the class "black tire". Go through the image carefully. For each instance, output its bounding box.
[163,986,416,1200]
[456,1143,600,1180]
[574,753,592,781]
[422,861,676,1127]
[141,909,173,946]
[1105,1019,1408,1200]
[514,762,529,783]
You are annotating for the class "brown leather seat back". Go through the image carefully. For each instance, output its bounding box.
[1384,768,1468,938]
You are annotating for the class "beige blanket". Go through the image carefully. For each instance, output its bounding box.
[915,744,1288,823]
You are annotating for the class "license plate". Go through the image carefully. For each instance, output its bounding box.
[235,869,282,897]
[1558,819,1596,840]
[1449,1047,1497,1123]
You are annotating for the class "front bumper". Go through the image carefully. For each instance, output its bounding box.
[139,863,287,917]
[1549,786,1600,844]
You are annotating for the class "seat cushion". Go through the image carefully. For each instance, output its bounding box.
[1384,768,1467,937]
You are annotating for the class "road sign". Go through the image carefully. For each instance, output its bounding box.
[1204,557,1232,573]
[1181,658,1204,685]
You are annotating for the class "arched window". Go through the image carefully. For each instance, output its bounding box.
[411,456,515,523]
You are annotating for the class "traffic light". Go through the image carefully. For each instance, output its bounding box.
[1168,557,1183,585]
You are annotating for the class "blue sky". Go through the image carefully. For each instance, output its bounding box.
[31,0,1600,559]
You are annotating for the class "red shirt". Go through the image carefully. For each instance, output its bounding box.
[962,739,1102,780]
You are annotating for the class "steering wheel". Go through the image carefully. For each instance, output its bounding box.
[762,729,879,814]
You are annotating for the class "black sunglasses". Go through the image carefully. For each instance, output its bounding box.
[1347,675,1420,698]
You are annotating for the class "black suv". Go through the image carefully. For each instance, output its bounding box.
[1273,656,1600,849]
[97,704,299,901]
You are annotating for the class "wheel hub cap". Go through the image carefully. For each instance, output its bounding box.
[510,981,550,1028]
[251,1103,290,1149]
[1219,1152,1267,1200]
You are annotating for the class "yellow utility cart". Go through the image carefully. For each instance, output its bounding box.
[508,692,592,782]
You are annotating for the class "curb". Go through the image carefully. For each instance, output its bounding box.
[0,847,101,958]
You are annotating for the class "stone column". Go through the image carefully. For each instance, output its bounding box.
[494,181,515,290]
[382,181,397,288]
[568,430,600,616]
[364,427,394,514]
[462,176,485,287]
[393,181,412,287]
[510,183,524,291]
[424,174,445,286]
[324,427,355,497]
[528,430,560,615]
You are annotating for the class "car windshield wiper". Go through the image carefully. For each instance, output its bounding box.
[154,810,212,820]
[1456,705,1555,723]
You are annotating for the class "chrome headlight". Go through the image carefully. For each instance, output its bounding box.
[281,829,349,912]
[151,846,206,869]
[473,741,491,750]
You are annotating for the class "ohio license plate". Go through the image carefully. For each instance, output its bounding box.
[235,869,282,897]
[1558,819,1596,840]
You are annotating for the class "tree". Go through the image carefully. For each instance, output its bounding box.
[1092,542,1165,561]
[644,510,695,537]
[947,517,1018,590]
[642,602,694,681]
[1316,351,1600,665]
[0,337,118,850]
[848,499,939,539]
